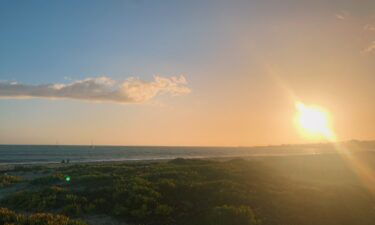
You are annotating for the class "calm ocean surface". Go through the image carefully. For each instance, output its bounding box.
[0,145,332,165]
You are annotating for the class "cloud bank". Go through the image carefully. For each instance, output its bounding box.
[0,75,191,103]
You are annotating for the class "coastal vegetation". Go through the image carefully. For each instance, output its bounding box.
[0,207,86,225]
[0,175,21,188]
[1,153,375,225]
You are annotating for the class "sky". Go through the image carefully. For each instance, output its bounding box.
[1,0,375,146]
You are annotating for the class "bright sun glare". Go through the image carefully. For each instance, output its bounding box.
[295,102,335,140]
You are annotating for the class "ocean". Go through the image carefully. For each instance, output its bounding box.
[0,144,335,165]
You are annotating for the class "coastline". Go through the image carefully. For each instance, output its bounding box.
[2,151,375,225]
[0,151,340,172]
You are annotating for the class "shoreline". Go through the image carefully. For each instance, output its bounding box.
[0,151,340,172]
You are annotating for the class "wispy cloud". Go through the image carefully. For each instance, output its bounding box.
[362,41,375,54]
[335,10,349,20]
[0,75,191,103]
[335,14,345,20]
[364,24,375,31]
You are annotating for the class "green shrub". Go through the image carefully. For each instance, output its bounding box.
[30,174,64,186]
[155,204,173,216]
[0,207,86,225]
[0,175,22,187]
[208,205,260,225]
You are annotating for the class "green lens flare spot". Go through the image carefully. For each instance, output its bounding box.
[65,176,71,182]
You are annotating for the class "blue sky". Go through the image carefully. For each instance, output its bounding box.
[1,0,369,83]
[1,0,375,145]
[1,0,206,82]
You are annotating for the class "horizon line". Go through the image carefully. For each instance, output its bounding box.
[0,139,372,149]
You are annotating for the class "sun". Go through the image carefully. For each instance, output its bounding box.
[295,102,335,140]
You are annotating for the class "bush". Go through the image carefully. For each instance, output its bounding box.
[0,175,22,187]
[30,174,64,186]
[0,207,86,225]
[208,205,260,225]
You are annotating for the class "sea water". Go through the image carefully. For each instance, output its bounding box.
[0,144,336,165]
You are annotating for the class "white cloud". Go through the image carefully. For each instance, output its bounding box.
[0,75,191,103]
[362,41,375,54]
